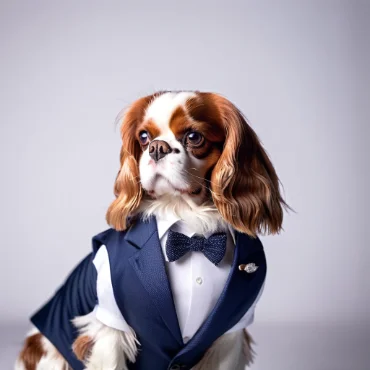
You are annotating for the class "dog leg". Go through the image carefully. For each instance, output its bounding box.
[15,327,70,370]
[193,329,255,370]
[72,311,139,370]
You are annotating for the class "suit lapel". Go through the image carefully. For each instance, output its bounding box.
[126,216,183,346]
[209,231,267,329]
[172,231,267,364]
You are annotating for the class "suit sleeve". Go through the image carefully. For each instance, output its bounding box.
[30,253,98,370]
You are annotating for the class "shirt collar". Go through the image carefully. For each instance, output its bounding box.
[156,215,181,240]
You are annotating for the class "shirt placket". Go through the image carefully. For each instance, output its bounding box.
[181,250,208,342]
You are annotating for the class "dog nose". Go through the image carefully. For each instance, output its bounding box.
[149,140,172,162]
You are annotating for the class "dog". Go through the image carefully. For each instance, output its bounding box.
[16,91,286,370]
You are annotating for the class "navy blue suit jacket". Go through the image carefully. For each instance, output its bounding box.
[31,217,266,370]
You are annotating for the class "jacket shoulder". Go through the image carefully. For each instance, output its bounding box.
[92,228,127,254]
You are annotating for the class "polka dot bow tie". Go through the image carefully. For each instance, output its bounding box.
[165,229,227,266]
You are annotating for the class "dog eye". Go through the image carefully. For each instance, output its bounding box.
[139,131,149,145]
[185,131,204,146]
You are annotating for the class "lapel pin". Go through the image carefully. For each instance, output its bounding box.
[239,263,258,273]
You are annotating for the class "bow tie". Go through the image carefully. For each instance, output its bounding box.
[165,230,227,266]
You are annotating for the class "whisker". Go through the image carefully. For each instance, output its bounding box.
[181,168,214,185]
[180,171,221,197]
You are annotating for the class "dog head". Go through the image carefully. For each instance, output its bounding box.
[106,91,286,236]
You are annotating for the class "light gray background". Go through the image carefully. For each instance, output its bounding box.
[1,1,369,369]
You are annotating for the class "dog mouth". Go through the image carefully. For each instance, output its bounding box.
[147,187,202,197]
[146,175,202,197]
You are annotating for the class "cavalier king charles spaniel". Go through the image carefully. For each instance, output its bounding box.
[16,91,286,370]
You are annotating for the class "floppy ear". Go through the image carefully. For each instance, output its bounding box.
[106,95,154,231]
[210,94,287,236]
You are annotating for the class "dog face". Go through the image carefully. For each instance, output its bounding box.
[107,91,286,236]
[138,92,224,200]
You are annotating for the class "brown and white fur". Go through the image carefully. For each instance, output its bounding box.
[16,91,286,370]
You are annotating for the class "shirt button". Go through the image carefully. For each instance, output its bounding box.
[196,277,203,285]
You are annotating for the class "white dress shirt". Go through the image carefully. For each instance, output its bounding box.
[93,215,264,343]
